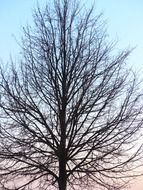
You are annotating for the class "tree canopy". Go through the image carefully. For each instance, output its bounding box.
[0,1,142,190]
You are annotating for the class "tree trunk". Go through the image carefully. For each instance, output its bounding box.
[58,157,67,190]
[58,106,67,190]
[58,127,67,190]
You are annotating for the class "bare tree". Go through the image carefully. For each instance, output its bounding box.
[0,0,142,190]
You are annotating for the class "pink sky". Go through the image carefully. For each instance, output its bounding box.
[129,177,143,190]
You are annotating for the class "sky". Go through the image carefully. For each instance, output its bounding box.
[0,0,143,73]
[96,0,143,74]
[0,0,143,189]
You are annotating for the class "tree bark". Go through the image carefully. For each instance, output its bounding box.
[58,98,67,190]
[58,125,67,190]
[59,156,67,190]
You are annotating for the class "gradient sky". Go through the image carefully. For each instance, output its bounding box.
[0,1,143,189]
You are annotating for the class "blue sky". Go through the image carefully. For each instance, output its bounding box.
[0,1,143,190]
[0,0,36,62]
[0,0,143,73]
[96,0,143,73]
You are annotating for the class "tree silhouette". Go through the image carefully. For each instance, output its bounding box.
[0,0,142,190]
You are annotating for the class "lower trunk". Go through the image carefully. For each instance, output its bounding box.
[59,105,67,190]
[59,179,67,190]
[58,157,67,190]
[59,163,67,190]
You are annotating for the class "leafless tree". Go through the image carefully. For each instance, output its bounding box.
[0,0,142,190]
